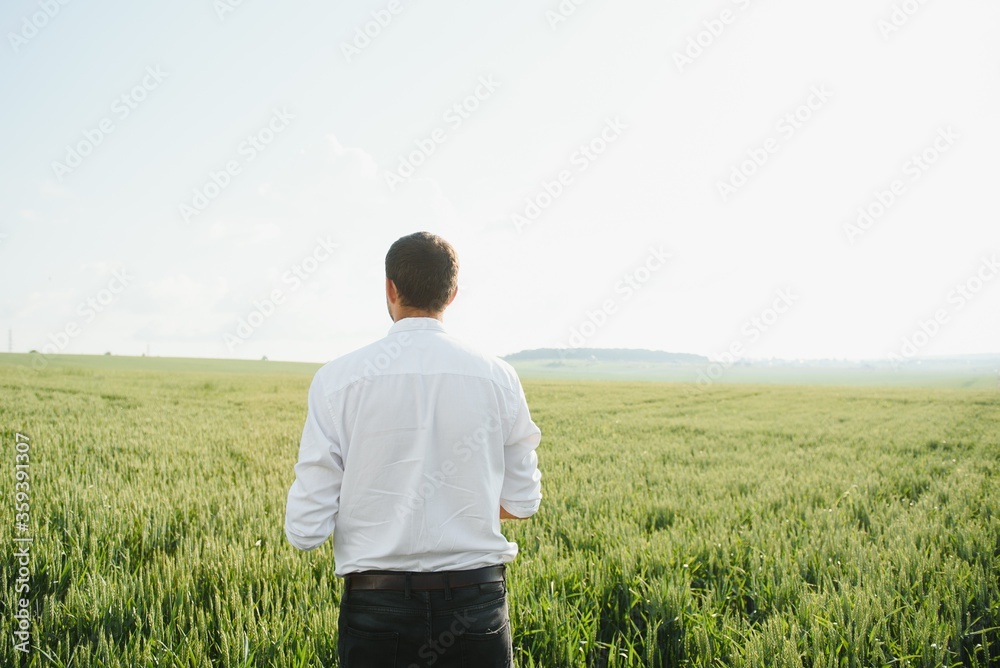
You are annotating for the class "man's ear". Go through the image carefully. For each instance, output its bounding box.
[386,278,399,305]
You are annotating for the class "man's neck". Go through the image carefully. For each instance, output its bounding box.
[392,308,444,323]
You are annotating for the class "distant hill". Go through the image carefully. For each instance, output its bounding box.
[500,348,999,388]
[503,348,709,364]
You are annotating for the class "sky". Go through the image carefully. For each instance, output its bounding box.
[1,0,998,364]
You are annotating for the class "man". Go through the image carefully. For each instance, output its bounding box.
[284,231,543,667]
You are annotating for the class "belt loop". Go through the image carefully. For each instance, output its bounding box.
[404,573,412,600]
[444,572,452,601]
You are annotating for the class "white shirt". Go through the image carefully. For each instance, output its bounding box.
[284,317,542,576]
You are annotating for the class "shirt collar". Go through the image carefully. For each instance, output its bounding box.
[388,317,446,335]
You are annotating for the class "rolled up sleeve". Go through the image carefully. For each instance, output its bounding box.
[285,375,343,551]
[499,385,542,518]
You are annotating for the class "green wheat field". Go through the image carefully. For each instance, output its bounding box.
[1,353,998,667]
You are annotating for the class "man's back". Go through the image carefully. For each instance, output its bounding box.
[285,317,542,575]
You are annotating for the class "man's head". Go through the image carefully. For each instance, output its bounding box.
[385,232,459,321]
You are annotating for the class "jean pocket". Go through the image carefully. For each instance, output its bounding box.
[478,580,507,597]
[459,621,513,668]
[339,626,399,668]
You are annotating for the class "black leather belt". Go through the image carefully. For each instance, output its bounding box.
[345,565,505,591]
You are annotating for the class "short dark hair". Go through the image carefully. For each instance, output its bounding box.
[385,232,459,312]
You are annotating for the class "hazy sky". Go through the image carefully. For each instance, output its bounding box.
[2,0,998,363]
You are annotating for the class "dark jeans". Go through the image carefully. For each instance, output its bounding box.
[337,579,513,668]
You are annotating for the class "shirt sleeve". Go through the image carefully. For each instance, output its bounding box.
[499,383,542,518]
[284,374,344,551]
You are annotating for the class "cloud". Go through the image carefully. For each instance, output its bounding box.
[327,134,380,182]
[206,220,284,244]
[128,274,231,340]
